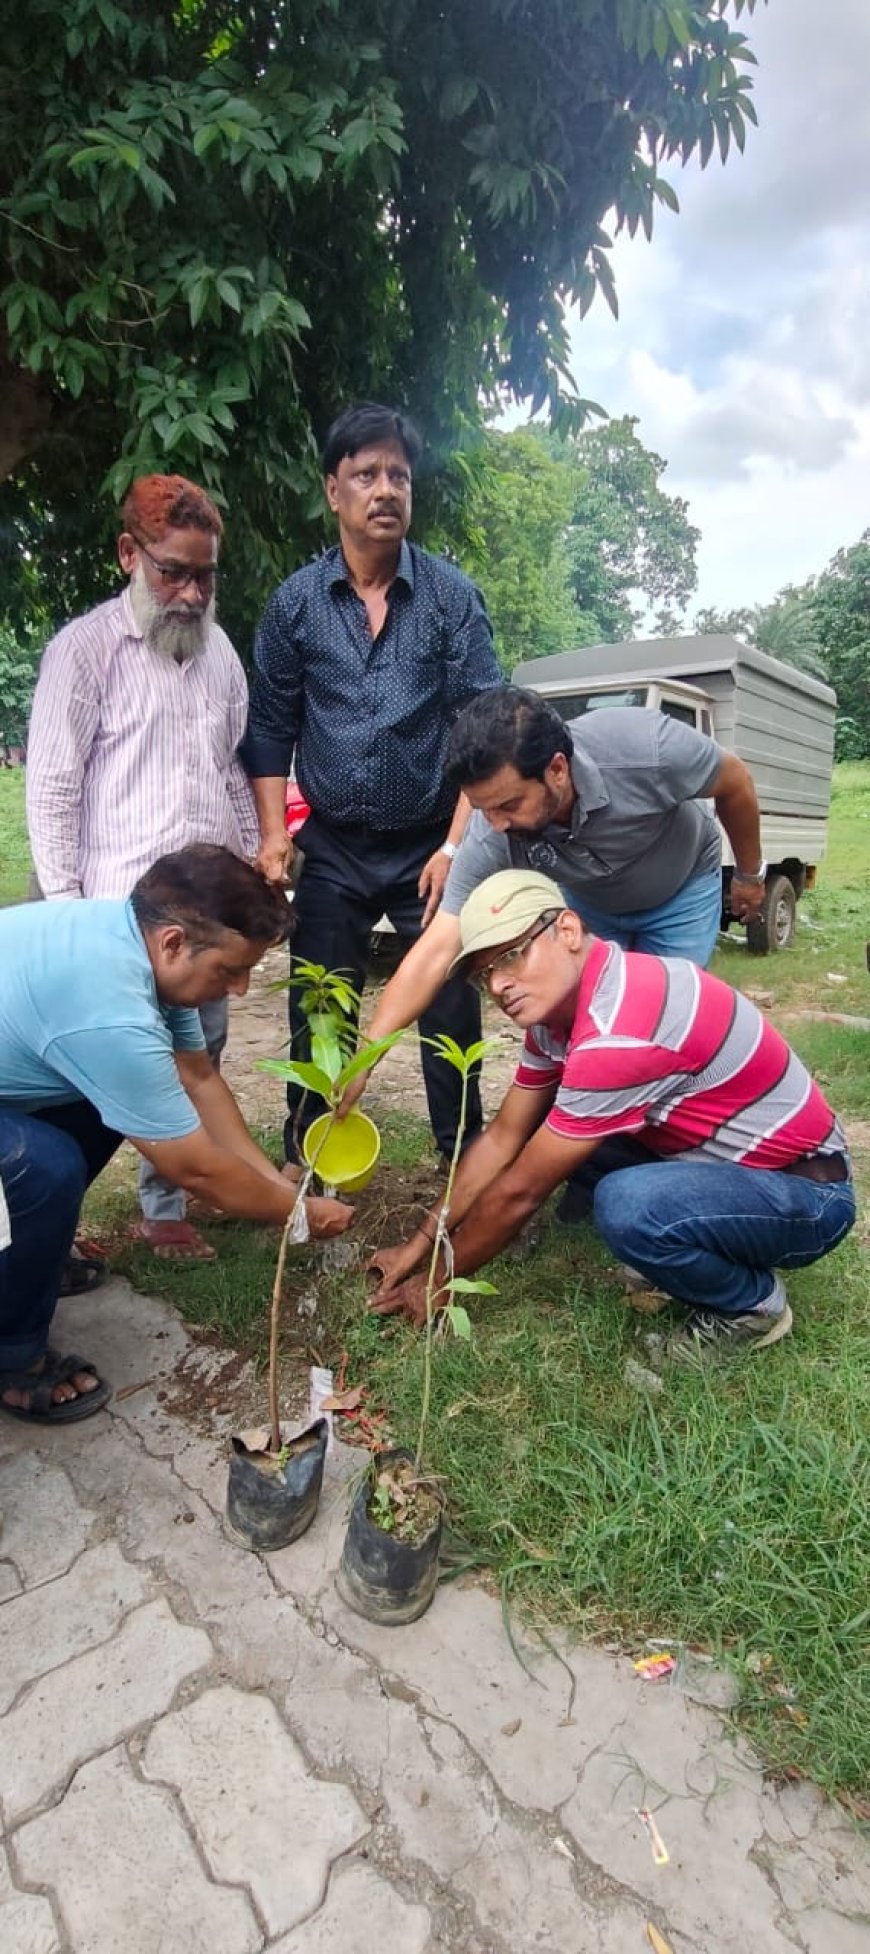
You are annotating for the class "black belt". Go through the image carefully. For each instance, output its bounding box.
[782,1151,850,1185]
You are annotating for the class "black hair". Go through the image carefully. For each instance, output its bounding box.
[321,402,423,477]
[131,844,292,949]
[445,687,573,791]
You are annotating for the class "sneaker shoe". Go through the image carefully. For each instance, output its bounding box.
[619,1261,655,1292]
[618,1263,671,1316]
[667,1287,793,1366]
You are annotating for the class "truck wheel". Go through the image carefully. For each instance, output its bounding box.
[746,874,796,955]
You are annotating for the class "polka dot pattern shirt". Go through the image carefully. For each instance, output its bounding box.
[242,542,501,829]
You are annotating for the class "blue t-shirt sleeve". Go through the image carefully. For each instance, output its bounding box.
[161,1005,208,1053]
[40,1023,201,1142]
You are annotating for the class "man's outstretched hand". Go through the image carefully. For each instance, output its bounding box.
[366,1240,426,1294]
[368,1274,431,1329]
[254,831,293,885]
[306,1196,355,1238]
[418,847,451,928]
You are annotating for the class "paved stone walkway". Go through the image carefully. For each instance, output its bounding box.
[1,1282,868,1954]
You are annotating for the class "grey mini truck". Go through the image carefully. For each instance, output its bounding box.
[513,635,836,954]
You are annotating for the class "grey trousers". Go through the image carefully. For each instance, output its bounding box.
[137,998,229,1222]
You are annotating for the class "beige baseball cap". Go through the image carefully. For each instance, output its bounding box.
[448,869,566,978]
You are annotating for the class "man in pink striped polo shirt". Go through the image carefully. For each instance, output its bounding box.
[26,475,258,1262]
[369,870,855,1363]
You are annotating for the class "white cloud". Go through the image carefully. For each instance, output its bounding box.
[556,0,870,612]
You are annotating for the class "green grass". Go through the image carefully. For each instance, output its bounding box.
[0,769,29,905]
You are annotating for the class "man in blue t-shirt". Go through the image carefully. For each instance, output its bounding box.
[0,844,351,1425]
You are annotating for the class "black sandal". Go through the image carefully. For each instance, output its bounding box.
[0,1346,111,1424]
[58,1245,108,1298]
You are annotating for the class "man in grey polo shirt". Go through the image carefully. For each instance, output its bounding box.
[341,687,766,1135]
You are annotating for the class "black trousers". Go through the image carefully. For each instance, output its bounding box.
[284,814,483,1161]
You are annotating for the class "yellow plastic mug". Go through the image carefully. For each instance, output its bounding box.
[302,1111,381,1194]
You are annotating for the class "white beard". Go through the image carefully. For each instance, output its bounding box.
[129,563,215,661]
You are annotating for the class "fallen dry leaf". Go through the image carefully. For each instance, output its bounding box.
[235,1425,272,1455]
[321,1384,365,1414]
[501,1718,522,1737]
[646,1927,676,1954]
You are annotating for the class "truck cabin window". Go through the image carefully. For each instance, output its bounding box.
[554,687,647,719]
[659,699,698,727]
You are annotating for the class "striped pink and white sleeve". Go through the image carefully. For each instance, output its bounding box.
[26,628,102,898]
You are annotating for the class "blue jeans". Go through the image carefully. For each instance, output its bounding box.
[569,868,722,967]
[590,1153,856,1316]
[0,1100,123,1370]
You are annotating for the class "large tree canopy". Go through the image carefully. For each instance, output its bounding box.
[560,414,700,640]
[810,534,870,760]
[463,417,699,666]
[1,0,764,641]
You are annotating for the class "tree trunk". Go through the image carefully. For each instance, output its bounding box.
[0,345,54,481]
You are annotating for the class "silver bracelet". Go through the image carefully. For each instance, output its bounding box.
[440,840,458,860]
[733,860,767,886]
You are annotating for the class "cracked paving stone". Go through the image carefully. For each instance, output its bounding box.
[0,1562,22,1601]
[267,1858,432,1953]
[0,1844,60,1954]
[561,1687,797,1954]
[455,1815,648,1954]
[281,1637,499,1881]
[0,1598,211,1823]
[318,1579,624,1813]
[142,1685,369,1935]
[754,1822,870,1947]
[0,1456,94,1588]
[13,1747,259,1954]
[0,1541,151,1714]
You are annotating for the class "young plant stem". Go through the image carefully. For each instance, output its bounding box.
[268,1166,314,1453]
[416,1064,469,1472]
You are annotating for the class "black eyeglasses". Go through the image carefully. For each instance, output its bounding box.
[134,537,218,593]
[471,912,560,994]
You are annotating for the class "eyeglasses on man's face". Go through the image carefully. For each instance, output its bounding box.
[470,911,561,994]
[134,537,218,594]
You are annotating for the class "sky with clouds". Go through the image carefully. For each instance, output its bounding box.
[560,0,870,616]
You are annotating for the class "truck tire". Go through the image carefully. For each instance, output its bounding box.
[746,874,796,955]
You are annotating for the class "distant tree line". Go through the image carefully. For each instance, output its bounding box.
[694,533,870,760]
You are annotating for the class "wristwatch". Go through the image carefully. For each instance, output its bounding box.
[440,840,459,860]
[734,860,767,885]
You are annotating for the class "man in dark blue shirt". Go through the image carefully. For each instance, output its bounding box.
[243,402,502,1162]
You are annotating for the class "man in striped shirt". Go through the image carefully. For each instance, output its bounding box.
[369,871,855,1362]
[26,475,258,1262]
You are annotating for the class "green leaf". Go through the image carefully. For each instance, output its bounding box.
[440,74,479,119]
[63,354,85,399]
[447,1278,498,1296]
[188,278,210,327]
[445,1303,473,1340]
[192,123,220,158]
[422,1032,468,1072]
[311,1031,343,1083]
[255,1059,335,1098]
[335,1031,404,1090]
